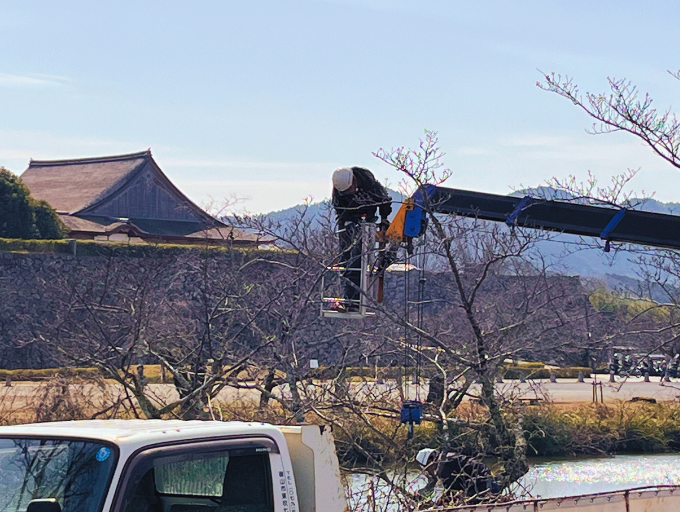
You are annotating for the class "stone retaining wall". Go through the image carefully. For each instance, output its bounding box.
[0,249,590,370]
[0,250,412,369]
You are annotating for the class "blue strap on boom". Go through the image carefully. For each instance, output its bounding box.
[505,196,533,226]
[600,208,627,253]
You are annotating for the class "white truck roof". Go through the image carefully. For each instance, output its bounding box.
[0,420,348,512]
[0,419,284,447]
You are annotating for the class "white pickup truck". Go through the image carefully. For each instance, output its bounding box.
[0,420,348,512]
[7,419,680,512]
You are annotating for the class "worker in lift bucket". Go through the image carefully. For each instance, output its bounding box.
[331,167,392,312]
[415,448,501,505]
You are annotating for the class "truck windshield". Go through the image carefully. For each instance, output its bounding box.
[0,437,117,512]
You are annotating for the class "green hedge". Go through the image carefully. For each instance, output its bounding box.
[0,238,282,258]
[0,367,101,381]
[0,238,216,257]
[1,365,407,383]
[310,366,416,380]
[513,361,545,369]
[1,364,592,382]
[0,238,71,254]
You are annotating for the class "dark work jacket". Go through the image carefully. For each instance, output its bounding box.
[436,454,497,499]
[332,167,392,225]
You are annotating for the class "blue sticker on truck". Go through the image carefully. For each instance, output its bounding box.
[96,447,111,462]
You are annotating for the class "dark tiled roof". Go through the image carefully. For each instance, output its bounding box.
[59,215,131,234]
[60,214,272,245]
[20,150,266,246]
[21,150,150,214]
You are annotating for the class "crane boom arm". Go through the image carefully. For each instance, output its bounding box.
[399,185,680,251]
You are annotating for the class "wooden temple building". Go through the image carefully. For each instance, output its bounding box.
[20,150,267,246]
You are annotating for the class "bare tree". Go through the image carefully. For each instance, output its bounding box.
[537,68,680,369]
[34,210,370,425]
[539,71,680,171]
[241,132,603,509]
[235,202,384,423]
[370,131,598,501]
[40,246,285,420]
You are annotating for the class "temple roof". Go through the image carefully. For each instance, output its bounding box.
[21,150,151,214]
[19,150,271,246]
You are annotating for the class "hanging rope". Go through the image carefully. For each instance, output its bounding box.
[400,238,424,440]
[403,248,410,398]
[415,234,427,401]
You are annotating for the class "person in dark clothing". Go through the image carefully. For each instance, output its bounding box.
[331,167,392,311]
[416,448,501,505]
[426,374,445,406]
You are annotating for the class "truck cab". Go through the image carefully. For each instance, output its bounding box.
[0,420,348,512]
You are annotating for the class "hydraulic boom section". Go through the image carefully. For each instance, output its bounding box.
[395,185,680,251]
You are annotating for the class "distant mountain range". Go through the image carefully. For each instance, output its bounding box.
[261,189,405,226]
[249,188,680,292]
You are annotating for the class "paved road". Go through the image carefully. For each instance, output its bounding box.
[6,375,680,407]
[356,376,680,404]
[496,376,680,404]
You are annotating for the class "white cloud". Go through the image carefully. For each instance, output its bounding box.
[0,73,69,88]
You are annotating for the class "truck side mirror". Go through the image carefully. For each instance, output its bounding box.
[27,499,62,512]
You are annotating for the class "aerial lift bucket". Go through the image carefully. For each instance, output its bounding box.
[320,222,378,319]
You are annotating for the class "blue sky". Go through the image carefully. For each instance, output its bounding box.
[2,1,680,213]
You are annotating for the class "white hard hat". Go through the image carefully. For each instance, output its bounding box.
[332,167,354,192]
[416,448,436,466]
